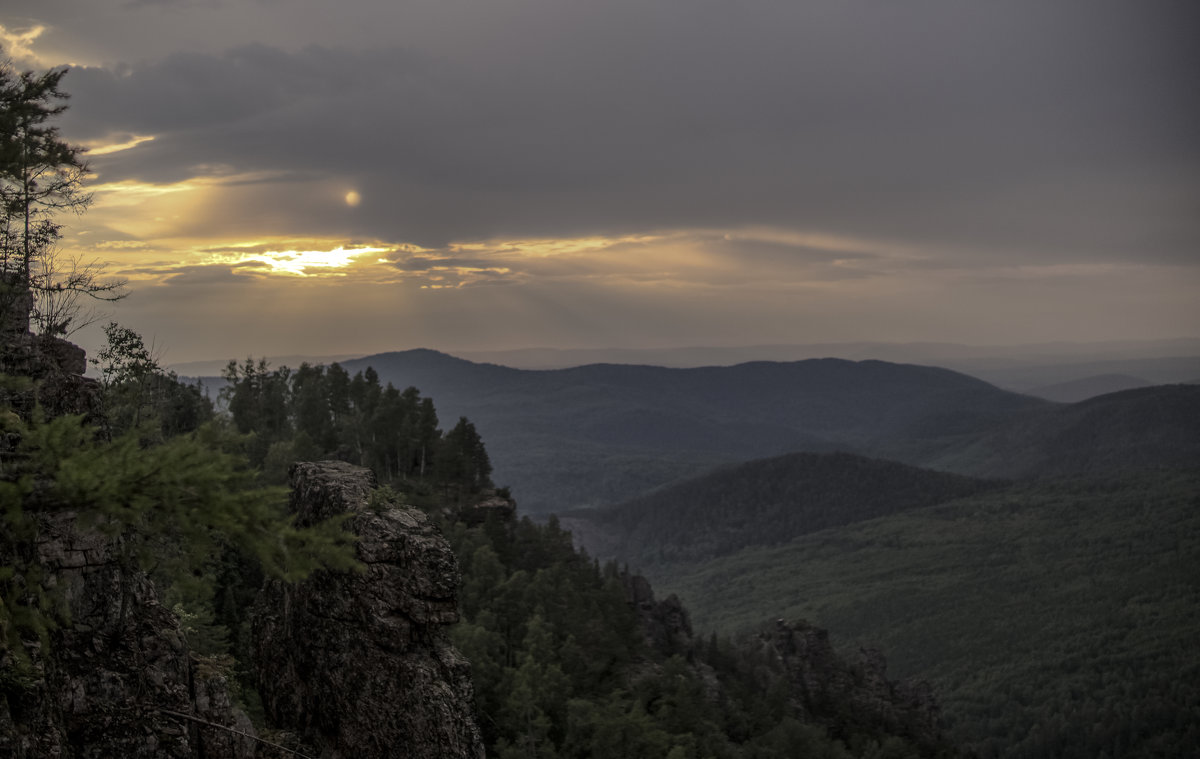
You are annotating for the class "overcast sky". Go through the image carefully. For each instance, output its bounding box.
[3,1,1197,364]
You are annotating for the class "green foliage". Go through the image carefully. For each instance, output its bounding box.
[443,511,945,758]
[567,451,996,566]
[92,322,214,439]
[649,470,1200,758]
[0,411,359,664]
[440,416,493,501]
[220,358,495,498]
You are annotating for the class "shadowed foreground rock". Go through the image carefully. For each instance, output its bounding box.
[0,296,251,758]
[252,461,484,759]
[0,508,257,758]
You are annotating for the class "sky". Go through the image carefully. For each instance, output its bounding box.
[2,0,1198,365]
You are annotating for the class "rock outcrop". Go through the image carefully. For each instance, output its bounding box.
[759,619,946,752]
[460,490,517,525]
[0,279,100,422]
[1,285,253,758]
[0,510,256,759]
[624,573,693,657]
[617,573,953,754]
[252,461,484,759]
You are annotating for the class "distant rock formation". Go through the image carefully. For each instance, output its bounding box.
[252,461,484,759]
[459,489,517,525]
[760,619,944,751]
[624,573,693,656]
[619,574,954,755]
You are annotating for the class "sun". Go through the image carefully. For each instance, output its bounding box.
[344,190,362,207]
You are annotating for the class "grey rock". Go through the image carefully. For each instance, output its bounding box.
[0,511,255,759]
[252,461,484,759]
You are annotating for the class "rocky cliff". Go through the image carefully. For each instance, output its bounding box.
[0,460,486,759]
[1,311,483,758]
[0,509,256,759]
[253,461,484,759]
[1,288,253,758]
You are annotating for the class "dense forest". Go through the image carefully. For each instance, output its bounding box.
[212,355,965,757]
[1,321,965,757]
[561,451,997,565]
[220,356,494,503]
[629,468,1200,758]
[436,511,959,758]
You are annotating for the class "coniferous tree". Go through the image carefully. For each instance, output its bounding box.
[0,61,125,334]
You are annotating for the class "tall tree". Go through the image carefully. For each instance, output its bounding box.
[441,416,493,496]
[0,61,125,335]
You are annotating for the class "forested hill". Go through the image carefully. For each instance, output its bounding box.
[560,452,997,566]
[927,383,1200,479]
[340,350,1047,512]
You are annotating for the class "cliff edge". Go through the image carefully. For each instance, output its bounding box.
[252,461,484,759]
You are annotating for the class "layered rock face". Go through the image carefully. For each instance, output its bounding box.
[253,461,484,759]
[0,510,256,759]
[1,287,251,758]
[2,311,482,757]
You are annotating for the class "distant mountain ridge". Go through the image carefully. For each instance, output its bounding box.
[1024,373,1152,403]
[339,350,1047,512]
[187,349,1198,512]
[168,338,1200,398]
[927,384,1200,479]
[455,338,1200,371]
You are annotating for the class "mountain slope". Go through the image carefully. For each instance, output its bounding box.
[929,384,1200,479]
[639,469,1200,758]
[1022,373,1152,402]
[560,451,997,565]
[340,351,1046,512]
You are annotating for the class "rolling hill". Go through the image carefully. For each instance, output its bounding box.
[560,444,1200,757]
[638,469,1200,758]
[559,451,998,566]
[927,384,1200,479]
[338,350,1048,512]
[1023,373,1152,402]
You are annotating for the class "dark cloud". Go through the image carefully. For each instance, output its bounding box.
[41,0,1197,266]
[160,264,257,286]
[388,255,501,273]
[7,0,1199,365]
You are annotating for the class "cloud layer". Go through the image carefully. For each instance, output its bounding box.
[1,0,1196,360]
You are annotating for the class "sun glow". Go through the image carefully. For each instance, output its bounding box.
[86,135,157,156]
[228,245,391,276]
[0,24,48,66]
